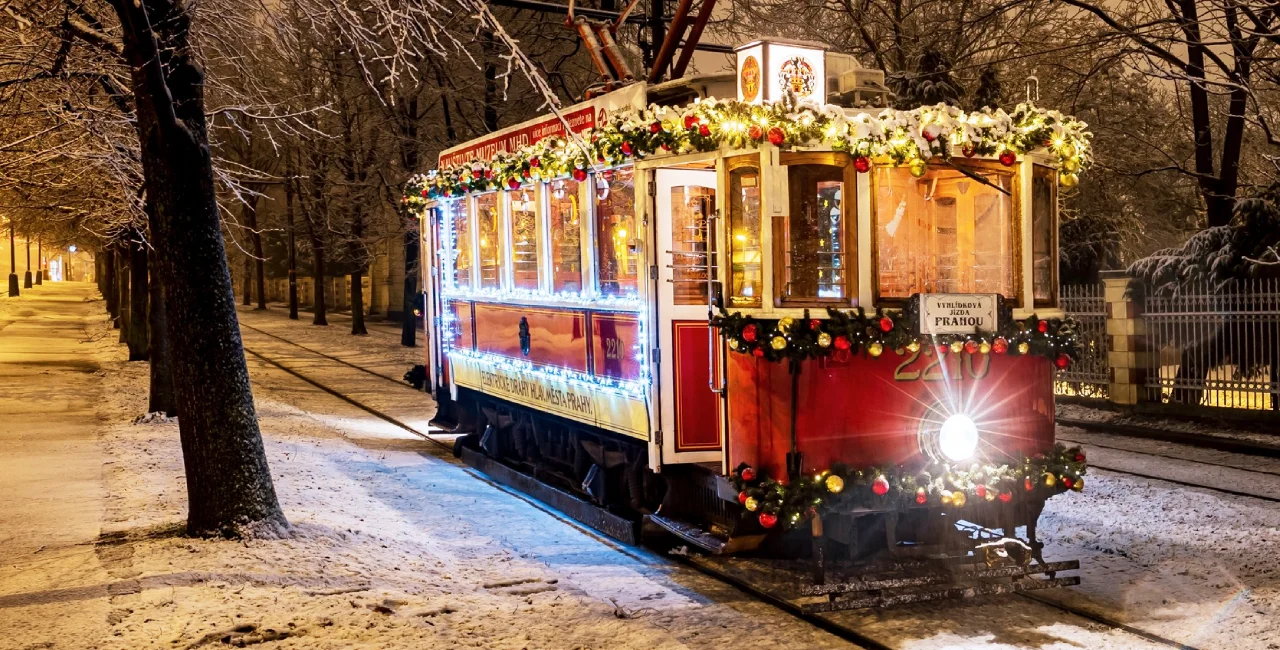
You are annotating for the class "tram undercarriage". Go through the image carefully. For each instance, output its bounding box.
[445,387,1078,611]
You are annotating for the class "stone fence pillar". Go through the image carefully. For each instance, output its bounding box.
[1101,270,1153,406]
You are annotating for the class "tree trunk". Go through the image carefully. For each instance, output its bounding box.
[113,0,285,537]
[117,246,129,338]
[105,246,118,322]
[148,254,177,416]
[127,242,149,361]
[245,195,266,310]
[285,170,299,320]
[401,227,418,347]
[242,253,252,306]
[311,234,328,326]
[350,269,367,335]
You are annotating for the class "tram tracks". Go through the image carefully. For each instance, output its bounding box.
[237,327,1210,650]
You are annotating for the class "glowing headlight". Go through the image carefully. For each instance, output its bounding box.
[938,414,979,462]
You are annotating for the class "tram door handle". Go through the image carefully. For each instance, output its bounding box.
[706,207,726,395]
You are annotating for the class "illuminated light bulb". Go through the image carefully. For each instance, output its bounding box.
[938,413,979,462]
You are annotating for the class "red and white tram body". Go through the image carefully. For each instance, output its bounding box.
[413,42,1089,591]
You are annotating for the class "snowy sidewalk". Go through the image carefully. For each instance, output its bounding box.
[0,285,852,649]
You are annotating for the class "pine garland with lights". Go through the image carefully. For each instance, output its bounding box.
[712,307,1079,369]
[730,444,1088,530]
[403,97,1092,209]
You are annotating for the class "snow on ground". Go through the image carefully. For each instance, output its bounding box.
[1057,401,1280,448]
[0,285,851,650]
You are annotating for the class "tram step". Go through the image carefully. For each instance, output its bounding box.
[645,513,767,555]
[801,561,1081,613]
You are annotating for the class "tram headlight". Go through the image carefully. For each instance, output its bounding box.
[938,414,979,462]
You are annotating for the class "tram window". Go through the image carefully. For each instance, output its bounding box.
[475,192,501,289]
[445,199,471,289]
[777,156,853,304]
[1031,165,1057,305]
[509,187,540,290]
[728,159,762,308]
[594,167,638,297]
[547,178,583,293]
[669,183,716,305]
[874,163,1016,300]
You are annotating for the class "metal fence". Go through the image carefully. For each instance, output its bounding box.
[1143,278,1280,411]
[1056,283,1110,399]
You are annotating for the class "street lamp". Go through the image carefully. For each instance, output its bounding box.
[7,218,18,297]
[68,245,76,282]
[23,234,32,289]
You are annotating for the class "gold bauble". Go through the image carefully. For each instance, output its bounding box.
[1062,157,1081,173]
[979,341,992,354]
[951,491,967,508]
[868,342,884,357]
[777,317,794,334]
[950,340,964,354]
[817,332,832,348]
[825,474,845,494]
[1059,173,1079,188]
[984,489,996,501]
[909,158,928,177]
[1043,473,1057,488]
[1072,477,1085,492]
[940,490,954,505]
[771,336,787,350]
[1017,341,1030,355]
[728,338,740,351]
[744,497,759,512]
[906,340,921,353]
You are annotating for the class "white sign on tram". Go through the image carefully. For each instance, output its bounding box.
[918,294,999,335]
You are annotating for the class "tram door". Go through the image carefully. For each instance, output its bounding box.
[654,166,725,466]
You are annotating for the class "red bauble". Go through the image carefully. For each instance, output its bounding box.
[521,169,531,179]
[752,348,765,358]
[742,323,758,343]
[916,488,928,504]
[683,114,699,129]
[962,145,977,158]
[975,484,988,499]
[484,169,494,180]
[572,168,588,182]
[698,124,711,137]
[992,337,1009,354]
[748,125,763,140]
[620,142,634,156]
[922,127,936,142]
[1075,452,1086,463]
[420,189,428,198]
[854,156,871,173]
[741,467,756,482]
[833,335,851,351]
[871,476,890,496]
[1037,319,1049,333]
[758,512,778,528]
[767,127,785,146]
[507,177,520,190]
[964,340,979,355]
[1024,477,1034,492]
[738,490,749,504]
[442,189,452,198]
[1055,353,1071,370]
[879,316,894,333]
[998,492,1012,503]
[809,319,822,331]
[650,122,662,134]
[529,157,540,168]
[999,150,1017,166]
[1061,477,1075,489]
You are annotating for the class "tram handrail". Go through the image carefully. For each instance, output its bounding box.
[708,208,726,394]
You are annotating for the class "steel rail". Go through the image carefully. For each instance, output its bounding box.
[240,322,413,388]
[1058,436,1280,478]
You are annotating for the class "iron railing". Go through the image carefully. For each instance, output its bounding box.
[1143,278,1280,411]
[1056,283,1109,399]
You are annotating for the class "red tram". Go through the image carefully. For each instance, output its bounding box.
[408,40,1091,608]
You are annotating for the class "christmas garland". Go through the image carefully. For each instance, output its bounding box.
[712,307,1079,369]
[403,98,1091,207]
[730,444,1088,530]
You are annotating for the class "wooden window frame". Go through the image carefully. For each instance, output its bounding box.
[1031,164,1059,308]
[871,159,1023,307]
[590,165,640,299]
[505,184,543,292]
[773,151,858,308]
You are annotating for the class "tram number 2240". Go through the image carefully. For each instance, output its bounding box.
[893,347,991,382]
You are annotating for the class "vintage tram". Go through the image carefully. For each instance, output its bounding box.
[407,40,1091,609]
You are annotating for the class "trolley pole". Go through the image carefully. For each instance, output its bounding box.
[7,219,18,297]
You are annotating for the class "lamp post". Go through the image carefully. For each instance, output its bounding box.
[35,236,42,285]
[68,245,76,282]
[7,219,18,297]
[23,235,32,289]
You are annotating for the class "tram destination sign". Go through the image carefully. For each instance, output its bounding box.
[918,293,999,335]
